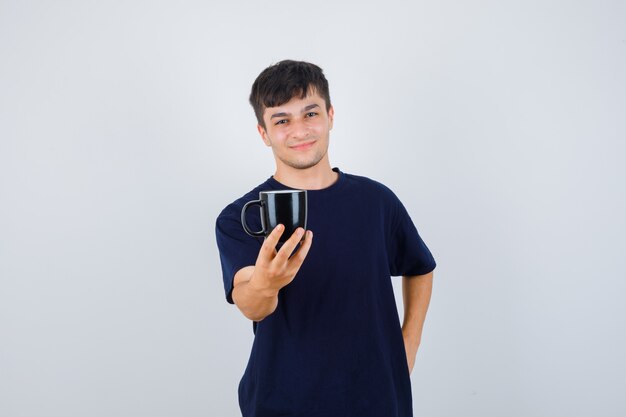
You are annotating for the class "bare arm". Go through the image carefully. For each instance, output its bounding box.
[232,224,313,322]
[401,271,433,374]
[231,266,278,322]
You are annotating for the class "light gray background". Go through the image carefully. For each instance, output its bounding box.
[1,1,625,416]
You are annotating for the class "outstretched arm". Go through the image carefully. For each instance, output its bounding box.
[401,271,433,374]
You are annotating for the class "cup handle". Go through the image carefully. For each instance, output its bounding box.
[241,200,266,237]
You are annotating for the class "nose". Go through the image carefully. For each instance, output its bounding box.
[290,118,309,140]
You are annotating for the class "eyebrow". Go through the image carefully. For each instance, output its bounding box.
[270,103,320,119]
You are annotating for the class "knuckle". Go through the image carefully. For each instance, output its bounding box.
[269,264,284,278]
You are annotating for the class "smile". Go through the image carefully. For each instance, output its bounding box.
[290,141,316,151]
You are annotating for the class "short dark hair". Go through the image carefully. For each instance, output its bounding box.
[249,60,331,129]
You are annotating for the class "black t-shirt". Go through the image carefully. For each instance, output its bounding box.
[215,168,436,417]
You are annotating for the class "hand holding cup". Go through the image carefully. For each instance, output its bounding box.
[248,224,313,296]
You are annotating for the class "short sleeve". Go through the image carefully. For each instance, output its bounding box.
[387,198,436,277]
[215,206,263,304]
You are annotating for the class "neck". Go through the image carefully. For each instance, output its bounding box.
[273,161,338,190]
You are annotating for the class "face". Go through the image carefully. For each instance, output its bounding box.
[257,90,334,171]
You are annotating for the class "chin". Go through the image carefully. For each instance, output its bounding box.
[288,161,319,170]
[286,158,323,170]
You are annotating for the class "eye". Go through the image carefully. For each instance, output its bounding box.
[305,112,318,118]
[274,119,288,125]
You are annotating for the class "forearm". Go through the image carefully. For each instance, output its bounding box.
[232,266,279,322]
[402,271,433,345]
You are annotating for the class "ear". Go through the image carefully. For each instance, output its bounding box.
[257,124,271,146]
[328,105,335,130]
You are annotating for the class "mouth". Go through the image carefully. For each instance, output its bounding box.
[289,140,316,151]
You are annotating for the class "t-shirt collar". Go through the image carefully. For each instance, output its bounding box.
[267,167,344,193]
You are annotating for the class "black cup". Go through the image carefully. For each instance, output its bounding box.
[241,190,307,243]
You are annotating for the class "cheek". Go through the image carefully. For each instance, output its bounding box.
[313,123,329,137]
[273,129,290,143]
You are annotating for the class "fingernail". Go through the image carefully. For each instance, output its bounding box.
[297,228,304,237]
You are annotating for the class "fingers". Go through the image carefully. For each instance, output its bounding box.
[258,224,285,260]
[274,227,306,263]
[289,230,313,267]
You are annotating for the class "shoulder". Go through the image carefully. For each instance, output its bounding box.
[342,172,401,203]
[340,171,407,229]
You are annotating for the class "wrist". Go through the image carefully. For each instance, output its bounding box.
[248,274,279,299]
[402,326,422,343]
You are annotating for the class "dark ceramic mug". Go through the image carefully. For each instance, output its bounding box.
[241,190,307,243]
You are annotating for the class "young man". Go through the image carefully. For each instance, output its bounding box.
[215,60,436,417]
